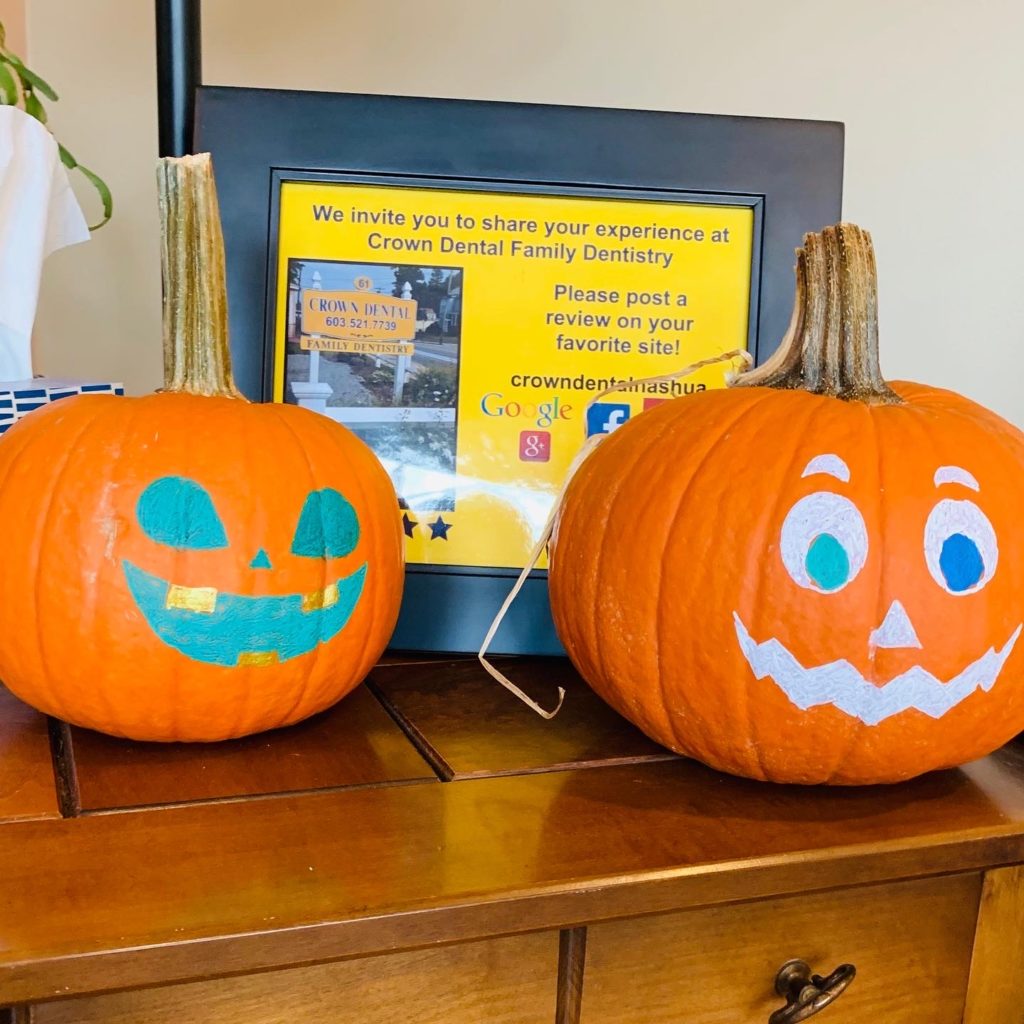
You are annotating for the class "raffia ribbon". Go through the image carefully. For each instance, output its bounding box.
[477,348,754,718]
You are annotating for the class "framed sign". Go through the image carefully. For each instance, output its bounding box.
[196,88,843,654]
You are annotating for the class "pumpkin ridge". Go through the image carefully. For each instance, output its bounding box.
[744,395,836,781]
[98,396,158,735]
[585,407,690,716]
[813,394,884,782]
[553,413,645,694]
[820,398,881,783]
[652,390,779,759]
[272,403,347,724]
[29,402,115,721]
[895,385,1024,453]
[584,421,662,697]
[0,411,59,710]
[602,404,716,743]
[251,404,316,731]
[227,403,268,739]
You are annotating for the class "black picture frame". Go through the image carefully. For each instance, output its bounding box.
[195,87,843,654]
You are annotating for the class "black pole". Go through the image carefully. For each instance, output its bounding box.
[155,0,202,157]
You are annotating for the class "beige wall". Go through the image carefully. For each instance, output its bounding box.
[0,0,26,52]
[25,0,1024,424]
[28,0,161,392]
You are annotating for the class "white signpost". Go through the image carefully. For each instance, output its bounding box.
[289,271,333,412]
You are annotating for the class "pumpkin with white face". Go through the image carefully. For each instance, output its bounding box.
[548,224,1024,784]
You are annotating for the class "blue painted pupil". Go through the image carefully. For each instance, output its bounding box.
[806,533,850,591]
[292,488,360,559]
[137,476,228,550]
[940,532,984,593]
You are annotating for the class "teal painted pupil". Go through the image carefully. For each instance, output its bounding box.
[806,533,850,592]
[939,532,984,592]
[292,488,360,559]
[137,476,228,550]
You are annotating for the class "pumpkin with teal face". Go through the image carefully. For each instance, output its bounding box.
[0,155,403,741]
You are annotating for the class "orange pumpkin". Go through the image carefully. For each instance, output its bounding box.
[549,224,1024,784]
[0,155,404,742]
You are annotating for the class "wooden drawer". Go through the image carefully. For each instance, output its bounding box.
[28,931,557,1024]
[582,874,981,1024]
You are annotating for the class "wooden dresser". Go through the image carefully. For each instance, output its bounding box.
[2,655,1024,1023]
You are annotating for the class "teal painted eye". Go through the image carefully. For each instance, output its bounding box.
[780,491,867,593]
[292,488,360,559]
[137,476,228,550]
[805,533,851,592]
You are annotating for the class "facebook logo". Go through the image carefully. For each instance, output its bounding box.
[586,402,631,437]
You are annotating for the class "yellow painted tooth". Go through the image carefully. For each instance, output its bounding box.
[237,650,280,667]
[165,584,217,614]
[302,582,339,613]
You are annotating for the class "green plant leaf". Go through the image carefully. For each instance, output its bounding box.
[1,35,112,229]
[23,89,46,124]
[7,55,58,100]
[76,162,113,230]
[0,21,7,49]
[0,61,16,105]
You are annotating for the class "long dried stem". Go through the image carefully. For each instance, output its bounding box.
[156,153,243,398]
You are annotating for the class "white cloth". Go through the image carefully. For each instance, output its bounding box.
[0,106,90,381]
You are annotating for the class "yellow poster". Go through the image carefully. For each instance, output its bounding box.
[274,181,754,570]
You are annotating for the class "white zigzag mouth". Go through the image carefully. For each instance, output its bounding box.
[733,612,1022,726]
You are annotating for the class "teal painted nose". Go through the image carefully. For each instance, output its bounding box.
[250,549,273,570]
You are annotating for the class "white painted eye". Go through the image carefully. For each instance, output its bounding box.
[780,492,868,593]
[924,499,997,595]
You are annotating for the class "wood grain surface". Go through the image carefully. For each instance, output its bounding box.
[29,932,557,1024]
[66,685,437,812]
[369,657,676,779]
[964,864,1024,1024]
[583,874,980,1024]
[7,660,1024,1015]
[5,743,1024,1004]
[0,687,58,823]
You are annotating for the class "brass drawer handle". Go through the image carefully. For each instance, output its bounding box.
[769,959,856,1023]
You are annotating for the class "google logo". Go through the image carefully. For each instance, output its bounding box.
[480,393,574,428]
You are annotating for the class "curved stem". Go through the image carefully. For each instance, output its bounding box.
[735,223,900,405]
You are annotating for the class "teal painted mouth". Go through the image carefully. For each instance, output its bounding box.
[123,559,367,667]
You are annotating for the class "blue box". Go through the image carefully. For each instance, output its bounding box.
[0,378,125,433]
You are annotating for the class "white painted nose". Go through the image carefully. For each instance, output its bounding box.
[869,600,921,650]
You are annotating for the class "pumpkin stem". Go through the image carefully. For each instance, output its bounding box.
[156,153,244,398]
[733,223,901,404]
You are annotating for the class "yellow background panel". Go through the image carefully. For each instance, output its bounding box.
[275,182,753,569]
